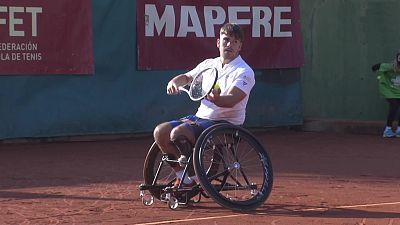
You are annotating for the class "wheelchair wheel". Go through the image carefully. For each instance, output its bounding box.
[143,142,200,200]
[193,123,273,211]
[143,142,175,200]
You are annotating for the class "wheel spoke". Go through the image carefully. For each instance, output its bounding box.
[194,124,273,211]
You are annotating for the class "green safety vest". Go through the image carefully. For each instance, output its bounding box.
[377,63,400,98]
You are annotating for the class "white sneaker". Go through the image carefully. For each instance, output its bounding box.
[383,129,395,138]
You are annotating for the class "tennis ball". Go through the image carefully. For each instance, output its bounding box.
[213,83,220,90]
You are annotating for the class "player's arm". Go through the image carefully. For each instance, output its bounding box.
[167,74,193,95]
[207,86,246,108]
[375,63,394,77]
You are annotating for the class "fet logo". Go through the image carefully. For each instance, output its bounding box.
[144,4,293,38]
[0,6,42,37]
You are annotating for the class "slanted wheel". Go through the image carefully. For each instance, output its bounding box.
[143,142,199,201]
[193,123,273,211]
[143,142,176,200]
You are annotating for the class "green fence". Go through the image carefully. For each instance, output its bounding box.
[300,0,400,123]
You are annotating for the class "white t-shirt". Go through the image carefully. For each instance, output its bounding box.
[186,55,255,125]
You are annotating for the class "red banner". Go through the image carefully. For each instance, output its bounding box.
[0,0,94,75]
[137,0,304,70]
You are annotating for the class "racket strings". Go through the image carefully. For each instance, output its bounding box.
[189,68,217,100]
[191,74,205,99]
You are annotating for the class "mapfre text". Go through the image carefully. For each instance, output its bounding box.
[145,5,293,38]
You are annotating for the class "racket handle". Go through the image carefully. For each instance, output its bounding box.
[178,86,189,94]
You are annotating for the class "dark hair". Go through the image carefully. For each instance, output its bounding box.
[220,23,244,42]
[396,51,400,66]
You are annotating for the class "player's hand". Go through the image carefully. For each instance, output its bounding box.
[167,81,180,95]
[167,74,191,95]
[207,87,221,103]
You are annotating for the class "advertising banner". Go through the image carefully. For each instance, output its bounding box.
[0,0,94,75]
[137,0,304,70]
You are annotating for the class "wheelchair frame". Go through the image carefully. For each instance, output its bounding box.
[139,123,273,211]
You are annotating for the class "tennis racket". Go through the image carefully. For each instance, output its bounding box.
[179,67,218,101]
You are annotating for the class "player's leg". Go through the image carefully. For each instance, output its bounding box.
[393,99,400,137]
[153,121,180,159]
[383,98,398,137]
[169,116,219,187]
[386,99,399,127]
[169,123,197,186]
[153,116,202,187]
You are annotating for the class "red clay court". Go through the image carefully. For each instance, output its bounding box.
[0,130,399,224]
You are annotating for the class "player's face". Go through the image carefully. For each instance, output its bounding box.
[217,33,242,63]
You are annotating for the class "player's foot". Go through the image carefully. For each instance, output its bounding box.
[383,128,395,138]
[396,129,400,138]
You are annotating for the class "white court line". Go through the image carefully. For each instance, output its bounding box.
[296,201,400,212]
[135,201,400,225]
[134,214,249,225]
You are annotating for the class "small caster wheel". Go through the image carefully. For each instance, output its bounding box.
[142,194,154,206]
[167,196,179,209]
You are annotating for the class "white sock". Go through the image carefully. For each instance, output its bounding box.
[190,175,199,183]
[175,170,192,184]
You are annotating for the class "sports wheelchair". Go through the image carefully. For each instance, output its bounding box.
[139,123,273,211]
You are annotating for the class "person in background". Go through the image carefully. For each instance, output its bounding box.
[371,50,400,137]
